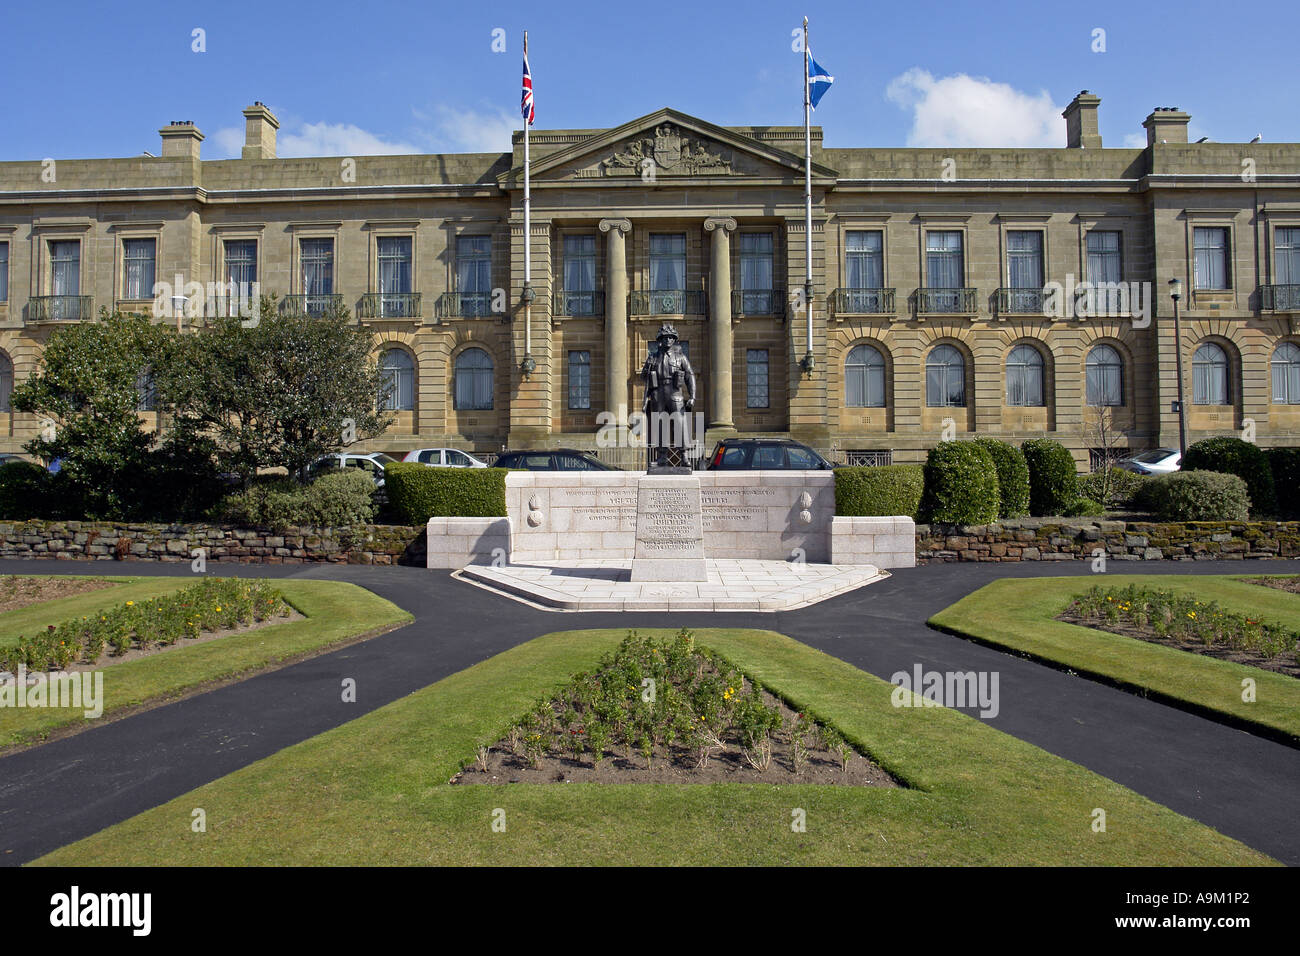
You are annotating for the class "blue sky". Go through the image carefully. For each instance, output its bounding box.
[4,0,1296,161]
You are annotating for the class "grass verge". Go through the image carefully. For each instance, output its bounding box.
[928,575,1300,745]
[35,627,1273,866]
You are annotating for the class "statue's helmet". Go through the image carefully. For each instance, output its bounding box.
[655,323,679,345]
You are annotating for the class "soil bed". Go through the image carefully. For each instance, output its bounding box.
[1245,575,1300,595]
[0,576,115,614]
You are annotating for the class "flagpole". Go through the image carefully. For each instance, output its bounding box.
[802,16,814,374]
[522,30,534,378]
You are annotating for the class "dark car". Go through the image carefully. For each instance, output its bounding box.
[706,438,836,470]
[492,449,621,471]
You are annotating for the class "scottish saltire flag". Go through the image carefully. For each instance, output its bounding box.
[521,47,535,126]
[808,51,833,109]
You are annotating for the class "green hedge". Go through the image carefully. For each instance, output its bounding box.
[972,438,1030,518]
[384,462,507,522]
[1021,439,1079,517]
[216,470,376,532]
[834,464,925,518]
[1267,447,1300,519]
[920,442,1000,524]
[1077,467,1151,510]
[0,461,50,520]
[1146,470,1251,521]
[1182,437,1277,516]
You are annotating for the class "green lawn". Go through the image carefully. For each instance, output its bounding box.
[35,627,1273,866]
[929,575,1300,744]
[0,576,412,749]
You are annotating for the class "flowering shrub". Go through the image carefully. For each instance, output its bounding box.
[0,578,289,673]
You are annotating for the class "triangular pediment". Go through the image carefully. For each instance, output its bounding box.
[498,108,837,187]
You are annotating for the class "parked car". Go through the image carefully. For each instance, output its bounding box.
[401,448,488,468]
[304,452,400,488]
[1115,448,1182,475]
[706,438,836,470]
[491,449,620,471]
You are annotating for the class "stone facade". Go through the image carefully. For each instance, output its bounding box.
[1,96,1298,467]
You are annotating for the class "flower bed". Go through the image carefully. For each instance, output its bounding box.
[453,629,898,786]
[1058,583,1300,677]
[1,577,290,673]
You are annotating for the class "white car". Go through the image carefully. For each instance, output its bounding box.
[1116,448,1182,475]
[305,452,399,487]
[401,448,488,469]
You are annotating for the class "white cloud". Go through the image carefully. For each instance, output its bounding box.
[1122,132,1146,149]
[208,119,419,159]
[885,68,1064,147]
[211,126,244,158]
[412,105,517,153]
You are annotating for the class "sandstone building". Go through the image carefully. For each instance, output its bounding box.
[0,94,1297,467]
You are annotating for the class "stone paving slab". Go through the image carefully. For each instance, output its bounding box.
[455,558,887,612]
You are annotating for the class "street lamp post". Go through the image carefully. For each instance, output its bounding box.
[1168,278,1187,456]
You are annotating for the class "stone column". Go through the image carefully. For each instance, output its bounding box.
[599,218,632,423]
[704,217,737,430]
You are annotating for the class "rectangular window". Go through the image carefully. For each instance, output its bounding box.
[568,350,591,409]
[925,231,964,288]
[0,241,8,303]
[122,238,156,301]
[51,240,81,296]
[746,348,769,409]
[456,235,492,316]
[300,238,334,315]
[1277,227,1300,285]
[377,236,413,317]
[738,233,774,314]
[562,235,597,316]
[224,239,257,287]
[1086,230,1122,283]
[1193,227,1230,290]
[1006,231,1043,289]
[649,234,686,291]
[845,230,883,289]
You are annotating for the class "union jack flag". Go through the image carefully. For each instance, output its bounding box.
[521,43,535,126]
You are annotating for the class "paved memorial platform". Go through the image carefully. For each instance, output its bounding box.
[455,557,887,612]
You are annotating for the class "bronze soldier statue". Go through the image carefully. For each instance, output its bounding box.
[641,323,696,469]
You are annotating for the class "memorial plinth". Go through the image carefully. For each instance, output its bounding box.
[630,473,707,581]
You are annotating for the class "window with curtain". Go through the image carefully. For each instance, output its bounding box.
[454,347,494,411]
[1277,227,1300,285]
[1086,230,1122,283]
[50,240,80,318]
[123,238,156,301]
[0,242,9,303]
[926,231,963,312]
[379,348,415,411]
[746,349,769,409]
[1193,342,1230,405]
[377,237,413,317]
[224,240,256,287]
[845,231,883,289]
[1272,342,1300,404]
[845,343,885,408]
[1006,344,1045,407]
[1006,232,1043,289]
[739,233,774,313]
[0,352,12,412]
[136,368,157,412]
[649,234,686,291]
[568,350,591,409]
[1193,227,1230,290]
[925,344,965,407]
[562,235,597,315]
[1085,344,1123,406]
[300,238,334,315]
[457,235,492,316]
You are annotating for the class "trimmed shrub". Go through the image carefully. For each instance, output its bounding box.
[0,460,51,519]
[1267,447,1300,518]
[1062,497,1105,517]
[305,469,376,527]
[919,442,1000,525]
[972,438,1030,518]
[1021,439,1079,517]
[1077,467,1151,510]
[1145,470,1251,522]
[216,479,310,532]
[834,464,924,518]
[1181,436,1276,516]
[385,462,507,523]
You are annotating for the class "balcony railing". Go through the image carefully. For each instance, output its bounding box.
[629,290,705,316]
[553,290,605,317]
[731,288,785,317]
[1262,284,1300,311]
[29,295,94,321]
[434,291,492,319]
[995,287,1046,315]
[913,287,977,315]
[830,287,896,316]
[280,293,344,318]
[360,292,423,319]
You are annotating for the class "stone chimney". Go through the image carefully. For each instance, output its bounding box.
[1143,107,1191,146]
[159,120,204,160]
[1062,91,1102,148]
[241,102,279,159]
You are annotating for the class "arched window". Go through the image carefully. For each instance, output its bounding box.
[845,344,885,407]
[1006,344,1045,407]
[1193,343,1229,405]
[1271,342,1300,404]
[925,344,965,407]
[1085,344,1123,407]
[454,348,493,411]
[0,352,12,413]
[379,348,415,411]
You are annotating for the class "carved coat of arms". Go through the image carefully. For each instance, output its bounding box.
[599,124,732,176]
